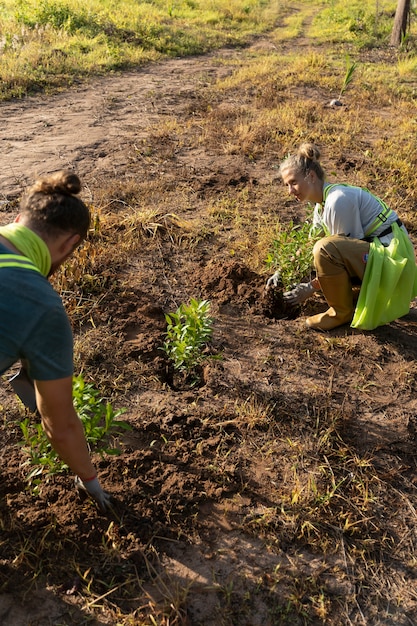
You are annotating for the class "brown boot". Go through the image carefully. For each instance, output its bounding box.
[306,273,354,331]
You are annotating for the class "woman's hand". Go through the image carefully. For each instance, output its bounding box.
[266,270,282,289]
[283,281,318,305]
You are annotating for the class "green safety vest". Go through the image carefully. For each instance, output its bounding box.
[0,254,41,273]
[352,222,417,330]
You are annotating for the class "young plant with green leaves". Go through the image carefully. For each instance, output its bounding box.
[162,298,213,373]
[19,373,129,492]
[338,54,357,99]
[266,216,318,290]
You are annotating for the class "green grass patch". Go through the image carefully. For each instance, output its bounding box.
[0,0,283,100]
[308,0,398,47]
[1,0,407,101]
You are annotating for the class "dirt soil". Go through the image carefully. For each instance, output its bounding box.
[1,32,417,626]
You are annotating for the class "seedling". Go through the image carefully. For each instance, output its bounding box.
[19,374,129,492]
[72,373,130,449]
[162,298,213,372]
[266,218,317,290]
[338,54,357,99]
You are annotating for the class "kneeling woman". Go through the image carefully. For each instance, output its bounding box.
[271,143,417,331]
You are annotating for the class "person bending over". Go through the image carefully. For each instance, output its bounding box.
[0,170,111,510]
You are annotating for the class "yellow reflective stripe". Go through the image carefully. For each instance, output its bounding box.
[0,254,41,273]
[322,183,343,203]
[364,199,392,237]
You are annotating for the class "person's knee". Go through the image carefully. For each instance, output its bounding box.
[313,236,336,263]
[313,236,345,275]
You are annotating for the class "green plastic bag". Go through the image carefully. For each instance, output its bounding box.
[351,223,417,330]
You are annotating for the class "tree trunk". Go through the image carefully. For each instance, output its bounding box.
[390,0,411,46]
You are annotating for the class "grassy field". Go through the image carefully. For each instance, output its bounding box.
[0,0,281,99]
[0,0,410,100]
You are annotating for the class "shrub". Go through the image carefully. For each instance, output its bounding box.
[162,298,213,372]
[265,217,317,290]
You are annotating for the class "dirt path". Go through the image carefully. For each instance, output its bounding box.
[0,48,249,199]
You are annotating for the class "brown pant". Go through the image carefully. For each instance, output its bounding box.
[312,235,370,280]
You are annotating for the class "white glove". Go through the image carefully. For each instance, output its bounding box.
[75,476,113,512]
[283,282,316,305]
[266,270,282,289]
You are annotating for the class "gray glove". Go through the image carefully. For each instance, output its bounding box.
[266,270,282,289]
[283,282,316,305]
[75,476,113,512]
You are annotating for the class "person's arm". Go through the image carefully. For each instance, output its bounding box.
[35,376,96,480]
[34,376,112,511]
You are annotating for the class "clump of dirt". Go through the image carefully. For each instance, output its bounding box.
[258,284,297,318]
[192,259,263,305]
[191,258,292,319]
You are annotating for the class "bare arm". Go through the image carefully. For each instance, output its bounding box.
[34,376,96,481]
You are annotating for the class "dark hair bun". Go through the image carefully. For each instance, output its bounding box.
[32,170,81,196]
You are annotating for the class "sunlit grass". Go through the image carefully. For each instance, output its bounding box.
[1,0,413,101]
[269,3,318,41]
[0,0,284,99]
[308,0,398,46]
[397,54,417,79]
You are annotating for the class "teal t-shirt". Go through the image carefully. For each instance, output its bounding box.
[0,244,73,380]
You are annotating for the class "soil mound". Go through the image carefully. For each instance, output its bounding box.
[192,258,293,318]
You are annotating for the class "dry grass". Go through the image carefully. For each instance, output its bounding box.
[3,2,417,625]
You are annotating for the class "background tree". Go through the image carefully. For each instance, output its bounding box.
[390,0,411,46]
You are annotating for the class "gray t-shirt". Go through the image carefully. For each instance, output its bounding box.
[313,184,405,246]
